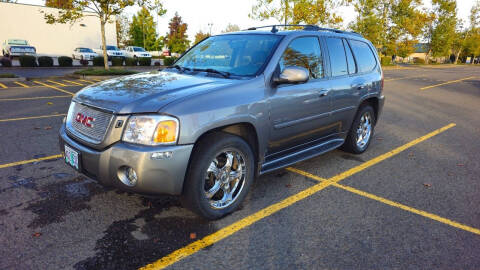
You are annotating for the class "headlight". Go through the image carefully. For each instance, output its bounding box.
[122,115,179,145]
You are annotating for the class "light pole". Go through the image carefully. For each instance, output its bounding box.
[208,23,213,35]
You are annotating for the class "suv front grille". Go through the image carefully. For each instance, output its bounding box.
[66,102,113,144]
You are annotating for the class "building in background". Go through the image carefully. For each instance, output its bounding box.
[0,2,117,56]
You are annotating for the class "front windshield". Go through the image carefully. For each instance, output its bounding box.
[133,47,146,52]
[8,39,28,45]
[106,46,118,50]
[175,34,282,76]
[79,48,93,52]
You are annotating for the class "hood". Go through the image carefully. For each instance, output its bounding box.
[73,70,236,114]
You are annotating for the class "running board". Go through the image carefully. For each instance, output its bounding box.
[260,139,344,174]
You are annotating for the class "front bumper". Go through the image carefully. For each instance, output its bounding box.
[59,124,193,195]
[10,52,36,57]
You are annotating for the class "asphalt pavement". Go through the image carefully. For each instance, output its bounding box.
[0,66,479,269]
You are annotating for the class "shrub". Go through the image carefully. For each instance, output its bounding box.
[58,56,73,67]
[380,56,392,66]
[93,56,104,66]
[125,57,138,66]
[0,57,12,67]
[163,57,177,66]
[154,61,161,66]
[111,57,124,66]
[19,55,37,67]
[138,57,151,66]
[0,73,16,78]
[413,57,425,64]
[74,68,138,76]
[38,56,54,67]
[79,59,89,66]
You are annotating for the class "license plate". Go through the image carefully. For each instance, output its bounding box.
[64,144,80,170]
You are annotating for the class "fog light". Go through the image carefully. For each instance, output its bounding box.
[118,166,138,187]
[151,151,172,159]
[126,167,137,185]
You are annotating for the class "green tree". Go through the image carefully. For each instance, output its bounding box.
[129,7,164,50]
[222,23,241,33]
[249,0,343,27]
[460,0,480,63]
[350,0,387,49]
[42,0,165,70]
[166,12,189,53]
[428,0,458,60]
[193,31,210,45]
[385,0,428,58]
[45,0,73,8]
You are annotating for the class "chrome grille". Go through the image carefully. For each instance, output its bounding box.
[66,102,113,144]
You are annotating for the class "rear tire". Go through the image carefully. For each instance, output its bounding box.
[181,132,255,220]
[342,105,376,154]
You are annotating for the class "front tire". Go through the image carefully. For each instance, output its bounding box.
[342,105,376,154]
[181,132,255,220]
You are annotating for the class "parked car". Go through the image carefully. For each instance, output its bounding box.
[72,47,98,61]
[59,25,384,219]
[2,39,36,57]
[124,46,152,59]
[94,45,125,60]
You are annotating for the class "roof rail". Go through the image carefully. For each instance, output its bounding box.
[244,24,363,37]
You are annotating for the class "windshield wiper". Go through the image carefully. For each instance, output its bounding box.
[193,68,231,78]
[170,64,190,73]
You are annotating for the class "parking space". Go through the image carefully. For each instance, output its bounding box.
[0,66,479,269]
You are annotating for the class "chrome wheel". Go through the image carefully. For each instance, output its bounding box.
[356,112,372,149]
[204,149,247,209]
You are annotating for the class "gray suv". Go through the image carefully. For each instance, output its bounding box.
[59,25,385,219]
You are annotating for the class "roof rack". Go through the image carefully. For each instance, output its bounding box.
[244,24,362,37]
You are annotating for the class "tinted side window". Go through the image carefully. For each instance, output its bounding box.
[326,37,348,77]
[279,37,324,79]
[349,40,377,73]
[343,39,357,74]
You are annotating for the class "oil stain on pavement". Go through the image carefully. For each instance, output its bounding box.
[25,175,110,228]
[74,196,216,270]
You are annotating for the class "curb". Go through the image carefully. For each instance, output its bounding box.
[0,77,26,82]
[70,74,118,81]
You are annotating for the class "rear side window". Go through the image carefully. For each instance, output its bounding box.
[279,36,324,79]
[325,37,348,77]
[343,39,357,74]
[349,40,377,73]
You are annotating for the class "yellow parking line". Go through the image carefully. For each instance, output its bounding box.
[34,81,74,95]
[0,113,66,122]
[0,82,7,89]
[328,123,456,182]
[420,76,475,90]
[140,123,456,270]
[384,75,422,82]
[63,80,84,86]
[90,78,102,82]
[0,95,70,101]
[46,80,68,87]
[78,79,95,84]
[286,168,480,236]
[335,183,480,235]
[14,81,29,88]
[0,154,63,169]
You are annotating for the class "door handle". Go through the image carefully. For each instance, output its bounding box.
[319,90,330,97]
[352,83,366,90]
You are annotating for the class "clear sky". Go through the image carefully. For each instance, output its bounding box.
[16,0,478,43]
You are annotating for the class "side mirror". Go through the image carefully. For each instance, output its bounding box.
[273,66,309,85]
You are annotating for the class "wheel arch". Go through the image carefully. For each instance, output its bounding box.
[358,96,379,124]
[192,122,260,165]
